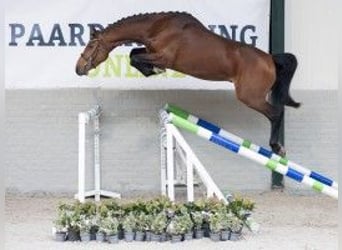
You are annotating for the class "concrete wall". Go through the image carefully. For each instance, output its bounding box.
[5,89,337,196]
[285,0,338,90]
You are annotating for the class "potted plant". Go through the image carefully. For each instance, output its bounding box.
[122,212,136,242]
[181,213,194,241]
[64,203,81,241]
[144,214,154,241]
[208,212,222,242]
[134,212,148,241]
[166,214,184,243]
[78,214,95,242]
[101,215,120,244]
[219,210,231,241]
[191,211,204,239]
[53,216,67,242]
[150,212,167,242]
[229,215,243,241]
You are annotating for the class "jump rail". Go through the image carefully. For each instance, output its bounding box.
[165,104,338,190]
[165,111,338,200]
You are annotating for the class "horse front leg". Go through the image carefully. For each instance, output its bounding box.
[269,105,286,156]
[129,48,166,77]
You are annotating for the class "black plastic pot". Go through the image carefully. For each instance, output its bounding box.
[107,234,119,244]
[124,231,135,242]
[80,232,91,242]
[151,233,161,242]
[209,232,220,242]
[184,232,193,241]
[220,230,230,241]
[194,229,204,239]
[67,229,80,241]
[171,234,182,243]
[145,231,152,241]
[55,232,66,242]
[135,231,145,241]
[96,232,106,242]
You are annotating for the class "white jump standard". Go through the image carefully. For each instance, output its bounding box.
[165,111,338,200]
[75,105,121,203]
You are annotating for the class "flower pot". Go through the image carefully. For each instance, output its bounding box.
[194,229,204,239]
[209,232,220,242]
[107,234,119,244]
[220,230,230,241]
[151,233,161,242]
[55,232,66,242]
[135,231,145,241]
[160,232,167,242]
[90,227,97,240]
[171,234,182,243]
[124,231,135,242]
[96,232,106,242]
[80,232,91,242]
[145,231,152,241]
[229,231,241,241]
[184,232,193,241]
[202,222,210,237]
[67,229,80,241]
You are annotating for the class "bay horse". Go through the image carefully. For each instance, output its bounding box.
[75,12,300,155]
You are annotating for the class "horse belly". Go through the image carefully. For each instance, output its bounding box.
[173,48,234,81]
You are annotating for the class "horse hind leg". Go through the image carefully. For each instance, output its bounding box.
[271,53,301,108]
[129,48,166,77]
[238,94,286,156]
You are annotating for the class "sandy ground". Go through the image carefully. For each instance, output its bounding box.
[5,191,338,250]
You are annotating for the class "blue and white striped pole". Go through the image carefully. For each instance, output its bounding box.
[166,112,338,200]
[165,104,338,190]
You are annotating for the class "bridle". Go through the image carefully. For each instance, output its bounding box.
[80,36,110,69]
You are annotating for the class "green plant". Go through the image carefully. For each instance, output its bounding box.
[208,212,222,233]
[151,212,167,234]
[135,212,149,232]
[191,211,204,230]
[229,215,243,233]
[219,211,233,231]
[122,212,136,233]
[166,213,193,235]
[99,216,120,235]
[145,196,172,215]
[228,196,255,222]
[78,214,96,233]
[59,202,81,232]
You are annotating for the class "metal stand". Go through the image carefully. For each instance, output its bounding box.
[75,105,121,203]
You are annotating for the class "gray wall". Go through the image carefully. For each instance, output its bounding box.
[5,89,337,196]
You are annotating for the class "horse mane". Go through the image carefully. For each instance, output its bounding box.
[105,11,195,31]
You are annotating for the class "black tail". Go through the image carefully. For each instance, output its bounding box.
[271,53,301,108]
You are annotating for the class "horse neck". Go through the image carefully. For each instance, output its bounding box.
[101,18,154,48]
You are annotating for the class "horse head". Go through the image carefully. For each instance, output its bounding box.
[75,27,110,76]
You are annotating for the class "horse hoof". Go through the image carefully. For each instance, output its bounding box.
[271,143,286,156]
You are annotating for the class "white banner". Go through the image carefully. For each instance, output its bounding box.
[5,0,270,89]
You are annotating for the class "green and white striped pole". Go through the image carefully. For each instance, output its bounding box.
[165,104,338,190]
[166,111,338,200]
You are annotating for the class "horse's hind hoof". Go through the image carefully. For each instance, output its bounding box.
[271,143,286,157]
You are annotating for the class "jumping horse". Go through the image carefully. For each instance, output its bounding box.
[75,12,300,155]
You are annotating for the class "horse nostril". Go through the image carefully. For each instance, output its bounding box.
[75,66,84,76]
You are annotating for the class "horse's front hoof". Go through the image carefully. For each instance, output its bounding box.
[271,143,286,157]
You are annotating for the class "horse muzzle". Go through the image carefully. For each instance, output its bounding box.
[75,57,90,76]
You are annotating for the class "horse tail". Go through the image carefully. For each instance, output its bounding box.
[271,53,301,108]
